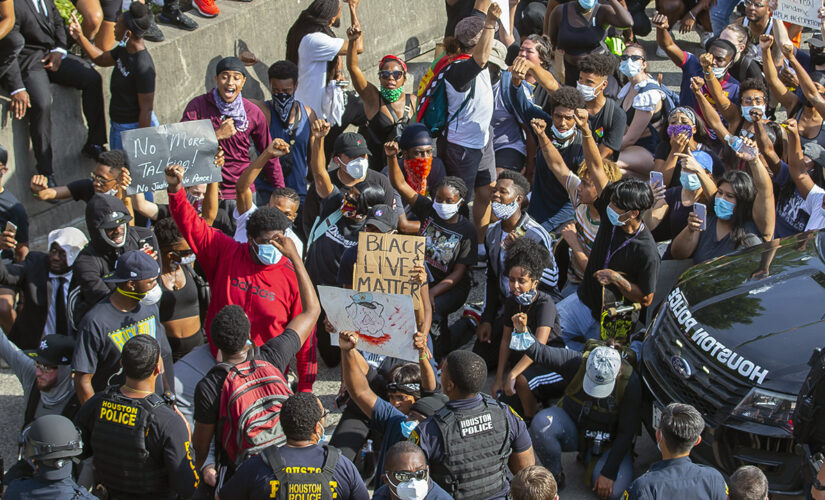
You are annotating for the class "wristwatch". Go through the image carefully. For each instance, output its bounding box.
[815,477,825,491]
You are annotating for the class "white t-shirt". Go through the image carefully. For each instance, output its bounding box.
[803,184,825,231]
[445,62,493,149]
[294,32,345,116]
[233,204,304,257]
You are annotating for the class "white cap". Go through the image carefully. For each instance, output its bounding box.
[582,346,622,399]
[48,227,88,267]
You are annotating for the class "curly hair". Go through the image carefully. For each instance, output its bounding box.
[434,175,468,201]
[281,392,323,441]
[578,52,618,78]
[387,363,422,399]
[98,150,127,170]
[579,159,623,184]
[445,350,487,395]
[505,237,550,281]
[739,77,768,98]
[524,34,553,69]
[211,305,250,354]
[268,60,299,83]
[497,170,531,198]
[247,206,291,239]
[547,85,586,114]
[153,217,184,250]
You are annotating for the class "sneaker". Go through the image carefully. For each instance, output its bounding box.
[143,18,165,42]
[193,0,219,17]
[462,302,483,328]
[159,6,199,30]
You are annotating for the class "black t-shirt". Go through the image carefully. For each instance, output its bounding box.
[589,98,627,158]
[411,196,476,283]
[503,290,563,347]
[218,444,370,500]
[109,45,156,124]
[578,189,660,319]
[444,0,475,36]
[67,178,97,202]
[302,169,394,236]
[304,187,366,286]
[72,298,174,394]
[651,187,693,242]
[336,245,358,288]
[193,328,301,425]
[0,189,28,260]
[74,389,198,498]
[653,143,725,188]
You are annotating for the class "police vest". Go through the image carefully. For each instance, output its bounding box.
[560,350,633,441]
[430,395,512,499]
[260,445,341,500]
[90,386,170,497]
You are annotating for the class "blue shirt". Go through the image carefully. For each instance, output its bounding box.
[370,398,408,487]
[372,480,454,499]
[256,99,311,201]
[624,456,728,500]
[4,474,96,500]
[677,51,740,127]
[410,394,532,500]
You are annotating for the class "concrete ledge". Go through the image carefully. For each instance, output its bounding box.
[0,0,444,247]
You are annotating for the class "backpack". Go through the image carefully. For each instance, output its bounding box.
[636,80,679,117]
[215,358,292,468]
[416,53,474,136]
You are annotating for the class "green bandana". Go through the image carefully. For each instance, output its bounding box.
[379,86,403,103]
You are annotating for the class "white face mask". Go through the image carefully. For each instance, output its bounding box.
[394,478,428,500]
[433,199,462,220]
[577,81,602,102]
[140,284,162,306]
[104,187,118,196]
[343,156,369,180]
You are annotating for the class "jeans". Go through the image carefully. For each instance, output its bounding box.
[530,406,633,500]
[110,112,160,151]
[558,292,600,351]
[710,0,740,35]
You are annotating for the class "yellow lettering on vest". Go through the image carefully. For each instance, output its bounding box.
[269,479,280,498]
[97,403,138,427]
[330,480,338,499]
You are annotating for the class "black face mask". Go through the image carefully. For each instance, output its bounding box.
[811,48,825,66]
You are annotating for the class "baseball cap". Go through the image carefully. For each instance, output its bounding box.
[333,132,370,159]
[25,335,74,365]
[582,346,622,398]
[216,56,248,78]
[690,150,714,173]
[489,39,508,70]
[455,16,485,48]
[804,142,825,168]
[364,204,398,233]
[103,250,160,283]
[809,33,824,49]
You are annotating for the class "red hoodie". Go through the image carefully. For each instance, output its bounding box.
[168,189,301,352]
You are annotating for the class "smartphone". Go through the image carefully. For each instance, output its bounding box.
[650,171,663,187]
[5,221,17,234]
[694,202,707,231]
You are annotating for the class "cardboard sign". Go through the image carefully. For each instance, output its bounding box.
[773,0,822,29]
[352,232,426,311]
[319,286,418,363]
[122,119,221,194]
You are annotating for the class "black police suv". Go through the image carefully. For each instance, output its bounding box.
[641,230,825,495]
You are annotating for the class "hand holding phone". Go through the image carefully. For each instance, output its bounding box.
[694,202,706,231]
[649,171,663,187]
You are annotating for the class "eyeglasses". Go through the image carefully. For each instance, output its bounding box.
[378,70,405,80]
[741,97,766,105]
[620,54,644,62]
[90,172,115,185]
[388,468,428,483]
[319,409,330,423]
[35,362,57,373]
[744,0,766,7]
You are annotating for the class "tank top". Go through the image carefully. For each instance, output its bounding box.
[795,106,825,150]
[263,100,311,199]
[556,2,605,56]
[365,94,412,169]
[159,265,200,322]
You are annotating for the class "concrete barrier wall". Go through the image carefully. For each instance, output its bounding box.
[1,0,444,246]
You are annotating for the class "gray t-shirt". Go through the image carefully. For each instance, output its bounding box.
[693,215,762,264]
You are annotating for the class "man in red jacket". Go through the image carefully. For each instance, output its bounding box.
[164,158,317,392]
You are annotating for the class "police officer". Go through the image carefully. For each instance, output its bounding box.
[218,392,369,500]
[512,341,640,499]
[4,414,95,499]
[623,403,728,500]
[372,441,452,500]
[410,350,535,500]
[74,335,198,500]
[793,347,825,499]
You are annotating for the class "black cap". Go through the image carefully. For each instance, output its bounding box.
[0,144,8,166]
[333,132,370,158]
[86,194,133,230]
[810,33,824,49]
[364,204,398,232]
[25,335,74,365]
[216,56,248,78]
[103,250,160,283]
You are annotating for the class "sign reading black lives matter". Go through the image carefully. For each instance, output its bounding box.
[122,119,220,194]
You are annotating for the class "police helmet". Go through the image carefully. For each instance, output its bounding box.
[20,415,83,463]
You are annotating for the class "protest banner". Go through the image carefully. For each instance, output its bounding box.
[352,232,425,311]
[121,119,221,194]
[773,0,821,29]
[318,286,418,362]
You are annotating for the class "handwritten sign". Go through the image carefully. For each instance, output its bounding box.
[319,286,418,363]
[352,232,425,311]
[773,0,822,29]
[122,119,220,194]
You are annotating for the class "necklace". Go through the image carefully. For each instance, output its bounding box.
[162,267,184,291]
[122,384,154,395]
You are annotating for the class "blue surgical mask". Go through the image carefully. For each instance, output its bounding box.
[578,0,597,9]
[619,59,642,78]
[680,172,702,191]
[606,205,626,226]
[551,124,575,140]
[509,330,536,351]
[714,197,735,220]
[514,288,537,306]
[317,425,326,443]
[399,419,419,438]
[741,105,766,122]
[254,241,282,265]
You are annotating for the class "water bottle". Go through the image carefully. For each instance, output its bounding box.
[725,135,758,158]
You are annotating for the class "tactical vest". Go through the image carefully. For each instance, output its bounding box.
[430,395,512,499]
[90,386,170,497]
[23,382,81,429]
[560,349,633,443]
[260,445,341,500]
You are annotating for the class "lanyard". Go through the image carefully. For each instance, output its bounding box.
[603,223,644,269]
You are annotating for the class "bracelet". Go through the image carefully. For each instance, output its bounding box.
[483,26,496,30]
[688,11,696,20]
[420,355,429,361]
[582,134,593,138]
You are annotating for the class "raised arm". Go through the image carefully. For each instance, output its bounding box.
[740,140,775,240]
[277,234,321,343]
[308,119,335,199]
[644,182,669,231]
[131,193,160,221]
[345,24,377,109]
[511,56,559,93]
[690,76,732,140]
[473,2,501,69]
[339,330,379,419]
[67,13,115,67]
[783,42,825,118]
[572,108,608,194]
[413,330,436,392]
[385,141,419,206]
[698,53,739,127]
[652,14,685,67]
[784,119,816,199]
[202,183,219,226]
[236,138,290,215]
[29,175,72,202]
[760,34,798,111]
[530,118,573,185]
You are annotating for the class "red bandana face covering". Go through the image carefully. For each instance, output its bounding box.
[404,157,432,195]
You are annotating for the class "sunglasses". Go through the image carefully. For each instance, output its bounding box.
[378,70,405,80]
[174,249,195,258]
[90,172,115,184]
[35,362,58,372]
[620,54,644,62]
[388,468,428,483]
